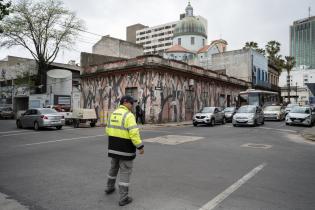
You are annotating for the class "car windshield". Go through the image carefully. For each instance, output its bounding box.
[39,109,57,114]
[224,107,235,112]
[200,107,215,113]
[237,106,255,113]
[291,107,310,114]
[287,104,298,108]
[264,106,281,111]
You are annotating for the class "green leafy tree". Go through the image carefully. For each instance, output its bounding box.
[283,56,296,103]
[243,41,265,55]
[0,0,11,20]
[0,0,84,93]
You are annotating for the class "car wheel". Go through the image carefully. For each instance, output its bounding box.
[16,120,22,129]
[253,120,257,127]
[286,122,290,126]
[233,124,237,127]
[193,123,197,127]
[222,117,226,125]
[34,121,40,131]
[56,126,62,130]
[210,118,215,127]
[90,122,96,127]
[261,119,264,125]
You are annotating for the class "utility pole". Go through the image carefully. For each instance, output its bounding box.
[295,82,298,103]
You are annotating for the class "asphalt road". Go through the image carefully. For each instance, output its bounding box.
[0,119,314,210]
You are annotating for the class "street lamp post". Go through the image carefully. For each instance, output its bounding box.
[295,82,298,103]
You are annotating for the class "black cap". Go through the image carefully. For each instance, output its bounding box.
[120,95,135,105]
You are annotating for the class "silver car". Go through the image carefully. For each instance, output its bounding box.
[263,105,285,121]
[16,108,65,130]
[233,105,264,127]
[193,107,225,126]
[285,106,315,127]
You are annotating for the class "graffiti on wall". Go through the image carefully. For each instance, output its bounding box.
[81,70,244,124]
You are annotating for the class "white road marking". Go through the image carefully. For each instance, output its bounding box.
[144,135,203,145]
[0,192,28,210]
[0,130,32,134]
[199,163,267,210]
[0,128,80,137]
[19,134,104,146]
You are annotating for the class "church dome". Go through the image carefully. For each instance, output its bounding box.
[173,16,207,39]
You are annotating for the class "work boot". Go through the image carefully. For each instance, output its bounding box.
[119,196,133,206]
[104,178,116,194]
[119,185,132,206]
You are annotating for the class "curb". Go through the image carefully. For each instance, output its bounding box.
[301,133,315,141]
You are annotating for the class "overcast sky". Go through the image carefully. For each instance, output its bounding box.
[1,0,314,64]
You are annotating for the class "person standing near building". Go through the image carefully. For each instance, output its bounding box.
[105,95,144,206]
[135,102,144,124]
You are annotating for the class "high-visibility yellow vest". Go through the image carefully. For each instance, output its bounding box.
[106,105,143,160]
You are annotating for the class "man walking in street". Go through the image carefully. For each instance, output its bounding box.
[136,102,144,124]
[105,95,144,206]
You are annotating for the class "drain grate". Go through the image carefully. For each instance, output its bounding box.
[241,143,272,149]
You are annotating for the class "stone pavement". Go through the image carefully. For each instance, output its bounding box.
[301,127,315,141]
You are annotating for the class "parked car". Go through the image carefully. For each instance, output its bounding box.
[16,108,65,130]
[223,107,237,122]
[192,107,225,126]
[263,105,285,121]
[285,106,315,127]
[0,107,14,119]
[285,103,299,115]
[232,105,264,127]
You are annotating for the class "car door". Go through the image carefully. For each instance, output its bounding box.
[218,107,224,121]
[29,109,38,127]
[21,110,31,127]
[213,108,219,122]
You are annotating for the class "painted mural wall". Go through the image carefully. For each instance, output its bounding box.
[81,69,245,124]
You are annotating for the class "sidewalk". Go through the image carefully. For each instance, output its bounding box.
[301,127,315,141]
[138,121,192,129]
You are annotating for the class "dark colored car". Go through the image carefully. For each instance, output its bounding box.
[223,107,237,122]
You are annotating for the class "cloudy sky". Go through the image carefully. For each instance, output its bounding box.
[1,0,314,64]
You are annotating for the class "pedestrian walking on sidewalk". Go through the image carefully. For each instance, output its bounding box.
[105,95,144,206]
[136,102,144,124]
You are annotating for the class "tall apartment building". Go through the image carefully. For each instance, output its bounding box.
[290,16,315,68]
[126,2,207,55]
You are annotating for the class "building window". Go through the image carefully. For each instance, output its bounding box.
[178,38,181,45]
[125,87,138,101]
[191,37,195,45]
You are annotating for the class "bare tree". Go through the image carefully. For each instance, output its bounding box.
[0,0,84,93]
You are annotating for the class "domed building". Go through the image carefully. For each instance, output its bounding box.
[164,2,228,68]
[172,2,207,52]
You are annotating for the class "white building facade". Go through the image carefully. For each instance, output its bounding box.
[279,67,315,104]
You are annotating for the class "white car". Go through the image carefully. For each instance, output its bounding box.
[192,107,225,126]
[285,103,299,115]
[285,106,315,127]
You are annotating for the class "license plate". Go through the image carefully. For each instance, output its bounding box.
[294,119,301,122]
